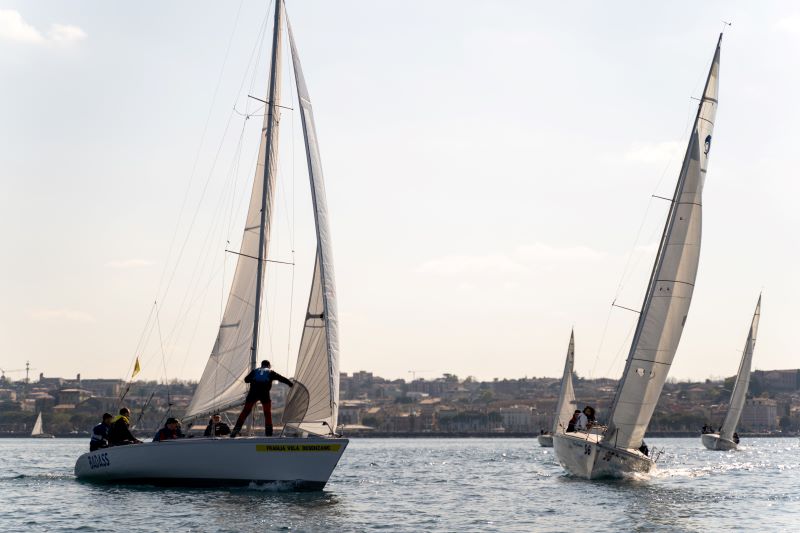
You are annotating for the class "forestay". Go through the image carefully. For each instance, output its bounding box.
[553,331,576,434]
[286,15,340,434]
[184,9,284,421]
[604,36,721,450]
[720,295,761,441]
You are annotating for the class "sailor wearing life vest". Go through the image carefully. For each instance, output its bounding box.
[230,360,293,438]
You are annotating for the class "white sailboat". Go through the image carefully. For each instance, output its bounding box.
[31,412,54,438]
[702,295,761,451]
[75,0,348,489]
[553,34,722,479]
[538,330,576,448]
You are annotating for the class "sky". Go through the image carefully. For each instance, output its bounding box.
[0,1,798,385]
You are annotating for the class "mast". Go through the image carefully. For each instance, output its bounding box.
[604,34,722,449]
[251,0,284,371]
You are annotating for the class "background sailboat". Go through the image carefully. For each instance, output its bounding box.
[75,0,347,488]
[553,34,721,479]
[30,412,54,439]
[538,330,575,448]
[702,295,761,451]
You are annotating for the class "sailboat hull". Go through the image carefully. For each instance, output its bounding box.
[537,435,554,447]
[553,432,652,479]
[701,433,737,451]
[74,436,348,490]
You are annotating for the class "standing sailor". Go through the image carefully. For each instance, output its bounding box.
[230,360,293,437]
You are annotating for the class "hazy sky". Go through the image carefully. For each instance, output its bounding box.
[1,1,797,384]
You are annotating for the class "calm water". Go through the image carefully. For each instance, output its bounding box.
[1,437,799,531]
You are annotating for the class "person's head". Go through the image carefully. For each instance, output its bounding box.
[573,410,581,416]
[102,413,113,424]
[261,360,271,369]
[166,417,179,429]
[119,407,130,417]
[212,414,221,423]
[583,406,595,417]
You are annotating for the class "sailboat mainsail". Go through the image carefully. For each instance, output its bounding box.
[604,36,721,451]
[553,330,576,434]
[31,412,44,436]
[282,18,339,434]
[185,1,338,434]
[719,296,761,441]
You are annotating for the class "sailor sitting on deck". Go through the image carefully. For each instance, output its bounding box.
[89,413,113,451]
[204,414,231,437]
[566,410,581,432]
[109,407,142,446]
[153,417,185,442]
[230,360,294,438]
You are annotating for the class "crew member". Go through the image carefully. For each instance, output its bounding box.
[153,417,185,442]
[204,414,231,437]
[230,360,293,438]
[109,407,142,446]
[90,413,113,451]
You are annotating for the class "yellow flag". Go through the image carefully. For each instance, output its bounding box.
[132,357,141,378]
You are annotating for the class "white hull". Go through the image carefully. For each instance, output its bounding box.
[553,432,652,479]
[701,433,737,451]
[75,436,348,490]
[31,433,54,438]
[537,435,553,447]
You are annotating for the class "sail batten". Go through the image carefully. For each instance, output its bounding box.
[604,36,721,450]
[720,296,761,441]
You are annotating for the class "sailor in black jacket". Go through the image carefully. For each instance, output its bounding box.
[230,360,293,437]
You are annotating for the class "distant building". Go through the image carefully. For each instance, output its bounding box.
[741,398,778,431]
[499,405,535,432]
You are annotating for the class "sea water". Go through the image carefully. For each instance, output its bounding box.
[1,437,798,531]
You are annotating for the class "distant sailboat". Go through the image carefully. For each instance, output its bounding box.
[702,295,761,451]
[75,0,347,488]
[553,34,722,479]
[538,331,576,448]
[31,412,54,438]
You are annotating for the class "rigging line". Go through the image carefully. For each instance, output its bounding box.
[153,0,246,302]
[155,303,172,414]
[157,3,271,347]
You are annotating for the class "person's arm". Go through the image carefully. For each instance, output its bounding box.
[271,371,294,387]
[218,423,231,435]
[204,422,212,437]
[244,370,255,384]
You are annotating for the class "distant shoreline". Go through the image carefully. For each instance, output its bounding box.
[1,432,796,439]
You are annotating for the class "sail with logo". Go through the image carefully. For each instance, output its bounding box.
[75,0,348,489]
[553,34,722,478]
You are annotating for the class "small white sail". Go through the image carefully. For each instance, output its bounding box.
[720,295,761,441]
[287,16,340,433]
[184,6,284,421]
[605,37,721,450]
[31,412,44,436]
[553,330,576,434]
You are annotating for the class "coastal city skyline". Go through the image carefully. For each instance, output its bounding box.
[2,1,798,384]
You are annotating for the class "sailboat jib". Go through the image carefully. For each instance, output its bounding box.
[184,2,285,422]
[31,412,44,436]
[604,36,721,450]
[286,12,340,433]
[553,330,576,434]
[720,295,761,441]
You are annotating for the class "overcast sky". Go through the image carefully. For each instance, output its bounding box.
[1,1,797,384]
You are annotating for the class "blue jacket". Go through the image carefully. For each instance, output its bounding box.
[90,422,111,451]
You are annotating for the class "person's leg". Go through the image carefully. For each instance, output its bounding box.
[231,399,257,437]
[261,399,273,436]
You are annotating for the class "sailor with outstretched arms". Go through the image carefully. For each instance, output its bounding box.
[230,360,293,438]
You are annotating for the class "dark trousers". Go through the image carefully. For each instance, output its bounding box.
[234,397,273,435]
